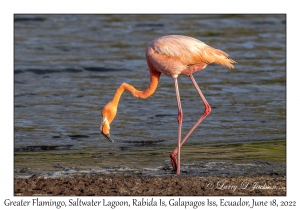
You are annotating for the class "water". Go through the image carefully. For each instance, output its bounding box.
[14,14,286,177]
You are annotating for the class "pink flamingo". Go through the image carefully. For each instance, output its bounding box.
[100,35,236,175]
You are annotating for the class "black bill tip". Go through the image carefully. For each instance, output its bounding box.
[101,132,114,142]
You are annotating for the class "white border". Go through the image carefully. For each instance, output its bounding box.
[2,1,299,209]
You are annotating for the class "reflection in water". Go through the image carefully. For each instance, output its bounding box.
[14,14,286,176]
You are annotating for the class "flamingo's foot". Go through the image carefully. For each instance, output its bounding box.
[170,152,177,171]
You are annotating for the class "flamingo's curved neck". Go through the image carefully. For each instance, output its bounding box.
[110,64,161,107]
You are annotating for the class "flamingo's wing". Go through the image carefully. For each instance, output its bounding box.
[151,35,236,69]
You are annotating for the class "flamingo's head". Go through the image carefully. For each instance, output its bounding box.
[100,102,117,142]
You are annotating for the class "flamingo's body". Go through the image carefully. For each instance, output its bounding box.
[100,35,236,175]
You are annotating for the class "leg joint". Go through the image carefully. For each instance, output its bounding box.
[204,104,212,115]
[178,111,183,123]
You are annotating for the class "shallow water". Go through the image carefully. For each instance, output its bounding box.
[14,14,286,177]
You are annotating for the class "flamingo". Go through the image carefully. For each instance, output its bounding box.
[100,35,236,175]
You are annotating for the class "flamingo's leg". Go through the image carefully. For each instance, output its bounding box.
[170,77,183,174]
[170,74,211,168]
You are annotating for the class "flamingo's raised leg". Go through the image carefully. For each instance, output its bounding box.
[170,74,211,173]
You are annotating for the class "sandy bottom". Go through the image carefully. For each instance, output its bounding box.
[14,174,286,196]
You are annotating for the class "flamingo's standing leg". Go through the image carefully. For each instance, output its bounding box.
[170,77,183,174]
[170,74,211,172]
